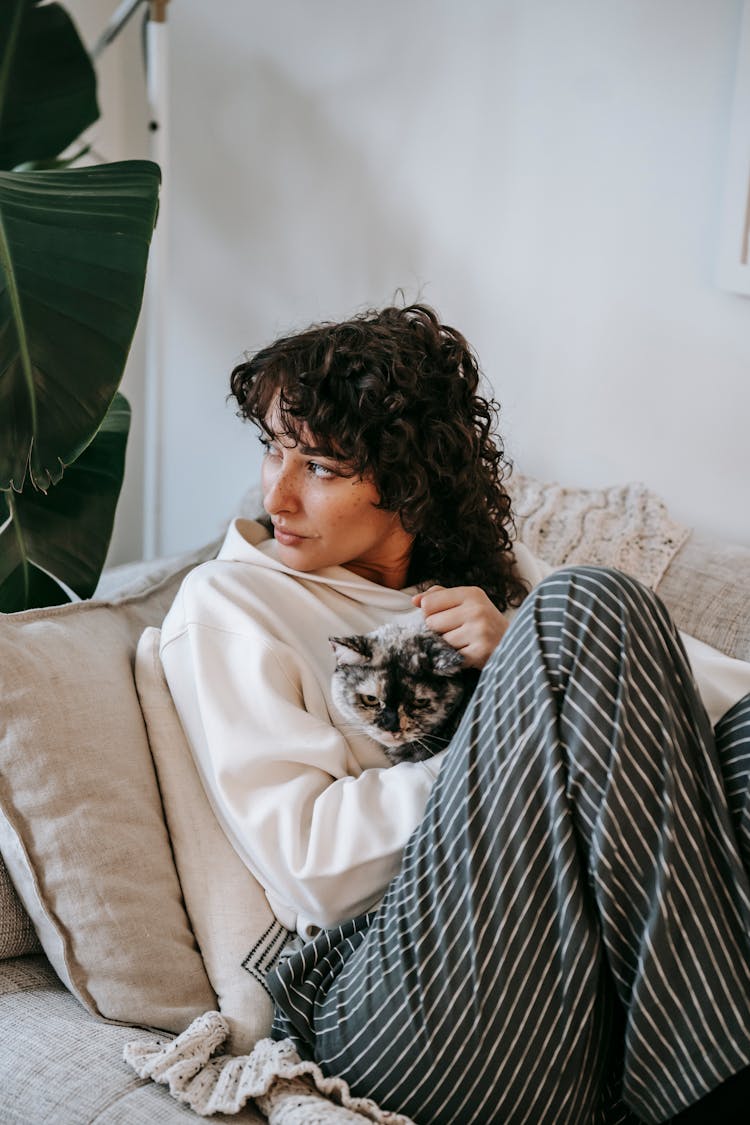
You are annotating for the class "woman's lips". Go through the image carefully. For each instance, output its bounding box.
[274,526,308,547]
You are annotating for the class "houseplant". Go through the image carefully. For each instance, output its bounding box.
[0,0,161,611]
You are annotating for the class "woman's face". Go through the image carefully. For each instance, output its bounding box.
[260,422,414,588]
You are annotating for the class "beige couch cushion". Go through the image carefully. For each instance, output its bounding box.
[656,533,750,663]
[0,859,40,960]
[0,567,216,1033]
[0,955,265,1124]
[135,628,280,1053]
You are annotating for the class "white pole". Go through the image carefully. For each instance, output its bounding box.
[142,1,170,559]
[716,0,750,296]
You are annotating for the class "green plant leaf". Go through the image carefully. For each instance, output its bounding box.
[0,160,160,492]
[0,0,99,171]
[15,143,93,172]
[0,392,131,612]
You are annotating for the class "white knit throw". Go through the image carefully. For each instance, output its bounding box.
[511,474,690,590]
[124,1012,416,1123]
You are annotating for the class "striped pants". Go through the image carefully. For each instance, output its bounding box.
[269,567,750,1124]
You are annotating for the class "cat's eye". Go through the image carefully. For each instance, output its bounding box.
[413,699,432,710]
[359,694,379,708]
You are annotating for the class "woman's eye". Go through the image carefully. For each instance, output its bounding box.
[308,461,337,479]
[359,694,379,708]
[258,436,280,458]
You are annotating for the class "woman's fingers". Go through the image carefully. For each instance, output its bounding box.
[412,585,509,669]
[411,584,446,609]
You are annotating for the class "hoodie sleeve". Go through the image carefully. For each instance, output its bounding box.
[160,583,444,935]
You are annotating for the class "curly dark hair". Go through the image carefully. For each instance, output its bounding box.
[229,304,528,611]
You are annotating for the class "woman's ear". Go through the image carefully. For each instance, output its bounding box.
[329,635,372,665]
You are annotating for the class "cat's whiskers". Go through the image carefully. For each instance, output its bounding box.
[412,733,451,752]
[333,720,399,745]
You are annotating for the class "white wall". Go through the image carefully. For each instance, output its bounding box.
[66,0,150,564]
[75,0,750,560]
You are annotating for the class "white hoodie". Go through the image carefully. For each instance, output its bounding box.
[160,518,547,936]
[160,518,750,938]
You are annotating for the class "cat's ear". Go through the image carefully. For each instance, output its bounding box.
[329,635,372,665]
[423,632,465,675]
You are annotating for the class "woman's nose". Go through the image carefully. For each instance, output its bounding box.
[263,465,299,515]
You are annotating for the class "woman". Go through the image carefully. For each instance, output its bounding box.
[161,304,750,1124]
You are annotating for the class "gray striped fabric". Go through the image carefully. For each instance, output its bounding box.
[269,567,750,1125]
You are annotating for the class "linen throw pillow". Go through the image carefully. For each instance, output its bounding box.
[0,567,217,1032]
[135,628,283,1053]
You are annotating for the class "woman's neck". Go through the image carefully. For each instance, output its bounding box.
[345,527,415,590]
[345,557,411,590]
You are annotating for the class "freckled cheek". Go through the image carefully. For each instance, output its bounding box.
[328,507,355,529]
[312,486,379,533]
[343,503,378,535]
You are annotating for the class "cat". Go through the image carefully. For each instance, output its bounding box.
[329,622,478,764]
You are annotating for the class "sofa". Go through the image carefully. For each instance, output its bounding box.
[1,476,748,1125]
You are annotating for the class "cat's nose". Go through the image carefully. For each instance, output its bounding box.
[381,707,400,732]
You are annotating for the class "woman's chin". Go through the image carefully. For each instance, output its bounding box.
[273,536,317,569]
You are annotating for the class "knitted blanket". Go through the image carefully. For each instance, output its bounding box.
[125,1013,415,1122]
[511,474,690,590]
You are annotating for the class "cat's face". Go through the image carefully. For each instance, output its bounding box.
[329,623,466,752]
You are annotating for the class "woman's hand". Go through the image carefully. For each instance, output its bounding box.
[412,585,510,670]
